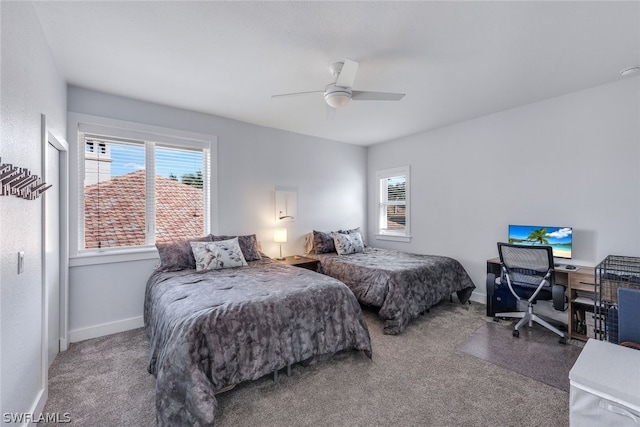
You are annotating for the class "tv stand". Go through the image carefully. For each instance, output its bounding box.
[486,258,595,341]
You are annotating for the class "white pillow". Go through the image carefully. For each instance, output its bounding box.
[190,238,248,271]
[331,231,365,255]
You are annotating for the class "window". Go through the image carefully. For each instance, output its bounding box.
[80,129,210,251]
[376,165,410,242]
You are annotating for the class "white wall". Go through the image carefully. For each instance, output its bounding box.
[368,77,640,301]
[0,0,67,418]
[67,87,367,340]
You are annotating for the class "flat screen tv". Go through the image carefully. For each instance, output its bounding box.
[507,225,573,259]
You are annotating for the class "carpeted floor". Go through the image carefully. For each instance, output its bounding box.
[43,326,156,426]
[43,300,574,426]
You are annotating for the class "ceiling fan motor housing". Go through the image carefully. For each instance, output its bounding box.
[329,62,344,77]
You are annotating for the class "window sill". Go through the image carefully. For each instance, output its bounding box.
[375,234,412,243]
[70,246,159,267]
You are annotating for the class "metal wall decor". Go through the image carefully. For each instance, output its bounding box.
[0,158,52,200]
[275,188,297,223]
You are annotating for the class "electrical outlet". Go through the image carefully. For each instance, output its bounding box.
[18,251,24,274]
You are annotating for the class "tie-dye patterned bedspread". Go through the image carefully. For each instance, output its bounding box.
[309,248,476,335]
[144,257,372,426]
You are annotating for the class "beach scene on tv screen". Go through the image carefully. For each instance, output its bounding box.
[508,225,572,258]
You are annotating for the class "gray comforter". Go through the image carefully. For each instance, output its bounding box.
[144,258,372,426]
[309,248,476,335]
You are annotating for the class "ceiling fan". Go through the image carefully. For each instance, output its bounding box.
[272,59,405,114]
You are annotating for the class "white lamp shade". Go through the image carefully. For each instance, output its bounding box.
[274,228,287,243]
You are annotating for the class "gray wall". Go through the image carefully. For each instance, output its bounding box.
[67,87,367,340]
[1,1,67,417]
[368,77,640,301]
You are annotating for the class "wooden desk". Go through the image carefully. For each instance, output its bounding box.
[486,258,595,341]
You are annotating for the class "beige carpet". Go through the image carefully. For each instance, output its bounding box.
[43,301,571,426]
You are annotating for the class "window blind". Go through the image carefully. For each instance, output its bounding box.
[154,144,205,244]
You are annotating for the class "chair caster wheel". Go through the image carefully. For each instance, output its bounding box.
[559,337,566,345]
[493,316,499,322]
[513,330,519,337]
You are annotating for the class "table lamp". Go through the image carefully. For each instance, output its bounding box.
[274,228,287,260]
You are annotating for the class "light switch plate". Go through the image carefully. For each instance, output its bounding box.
[18,251,24,274]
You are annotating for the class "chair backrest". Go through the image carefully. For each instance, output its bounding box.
[617,287,640,347]
[497,242,554,288]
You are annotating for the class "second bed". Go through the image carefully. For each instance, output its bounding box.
[308,244,476,335]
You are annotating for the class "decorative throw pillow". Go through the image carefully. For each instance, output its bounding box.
[338,227,361,235]
[156,235,212,271]
[211,234,262,261]
[313,230,336,254]
[332,231,365,255]
[190,238,248,271]
[339,226,366,247]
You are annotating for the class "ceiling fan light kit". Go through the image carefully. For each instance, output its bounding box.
[324,84,352,108]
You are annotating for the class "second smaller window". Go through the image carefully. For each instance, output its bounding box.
[376,165,410,241]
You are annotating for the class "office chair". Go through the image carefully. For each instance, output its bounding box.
[487,242,567,344]
[617,287,640,350]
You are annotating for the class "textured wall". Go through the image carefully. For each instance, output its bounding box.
[1,1,66,416]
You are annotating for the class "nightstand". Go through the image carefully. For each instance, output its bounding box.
[277,255,320,272]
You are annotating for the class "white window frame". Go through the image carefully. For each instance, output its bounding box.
[376,165,411,242]
[68,113,218,266]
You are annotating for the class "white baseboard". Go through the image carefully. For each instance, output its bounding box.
[469,291,486,305]
[68,316,144,343]
[26,387,47,427]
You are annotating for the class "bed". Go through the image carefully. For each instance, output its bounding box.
[306,229,476,335]
[145,235,372,426]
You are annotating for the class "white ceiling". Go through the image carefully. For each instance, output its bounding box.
[32,1,640,146]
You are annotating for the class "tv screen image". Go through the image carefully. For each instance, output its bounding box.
[507,225,573,259]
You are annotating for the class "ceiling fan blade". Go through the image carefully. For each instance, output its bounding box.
[335,59,358,88]
[272,90,323,98]
[352,91,405,101]
[325,104,336,121]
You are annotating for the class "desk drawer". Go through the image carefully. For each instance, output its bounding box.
[570,272,595,292]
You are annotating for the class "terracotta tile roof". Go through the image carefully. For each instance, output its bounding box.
[84,170,204,249]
